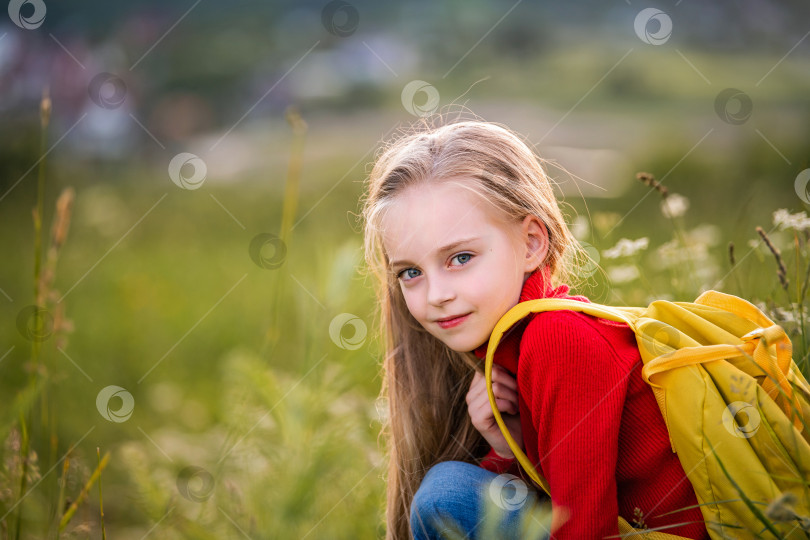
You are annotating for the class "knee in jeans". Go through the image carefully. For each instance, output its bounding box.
[410,461,478,533]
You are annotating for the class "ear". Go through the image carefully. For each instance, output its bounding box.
[520,215,549,273]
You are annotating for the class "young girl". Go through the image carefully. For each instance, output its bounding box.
[360,119,710,540]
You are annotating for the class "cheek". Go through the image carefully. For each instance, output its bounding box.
[470,254,521,307]
[400,286,424,318]
[457,263,495,304]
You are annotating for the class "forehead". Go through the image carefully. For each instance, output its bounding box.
[381,180,510,260]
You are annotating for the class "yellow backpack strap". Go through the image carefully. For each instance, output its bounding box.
[484,298,687,539]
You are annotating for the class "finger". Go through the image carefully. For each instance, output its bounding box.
[469,369,517,407]
[467,374,486,403]
[473,367,515,396]
[469,390,501,418]
[467,376,499,407]
[491,366,518,390]
[493,398,519,416]
[469,400,516,429]
[469,370,482,387]
[470,390,519,417]
[467,370,485,397]
[470,379,519,411]
[491,382,519,405]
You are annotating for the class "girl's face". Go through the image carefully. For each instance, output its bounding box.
[382,179,548,353]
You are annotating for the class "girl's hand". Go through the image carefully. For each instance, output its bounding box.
[466,364,523,459]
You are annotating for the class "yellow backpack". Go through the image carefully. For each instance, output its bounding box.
[484,289,810,539]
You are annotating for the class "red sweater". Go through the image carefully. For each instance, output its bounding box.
[474,268,709,539]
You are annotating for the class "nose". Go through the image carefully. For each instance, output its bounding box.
[426,272,456,306]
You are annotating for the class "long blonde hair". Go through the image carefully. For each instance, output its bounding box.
[359,118,589,539]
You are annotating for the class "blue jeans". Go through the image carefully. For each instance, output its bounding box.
[410,460,550,540]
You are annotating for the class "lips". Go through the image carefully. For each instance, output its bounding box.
[435,313,470,329]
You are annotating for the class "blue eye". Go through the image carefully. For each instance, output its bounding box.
[452,253,473,265]
[398,268,421,282]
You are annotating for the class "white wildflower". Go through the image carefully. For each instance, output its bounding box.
[654,238,710,270]
[771,303,809,324]
[661,193,690,218]
[773,209,810,231]
[687,224,720,247]
[603,237,649,259]
[773,307,796,323]
[608,264,640,284]
[652,224,719,271]
[773,209,790,227]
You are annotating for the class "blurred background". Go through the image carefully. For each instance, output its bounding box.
[1,0,809,538]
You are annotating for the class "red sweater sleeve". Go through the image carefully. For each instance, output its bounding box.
[479,446,520,475]
[519,311,630,539]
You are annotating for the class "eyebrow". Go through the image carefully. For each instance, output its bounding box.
[389,236,481,270]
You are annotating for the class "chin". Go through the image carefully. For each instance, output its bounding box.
[443,342,466,353]
[440,335,479,354]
